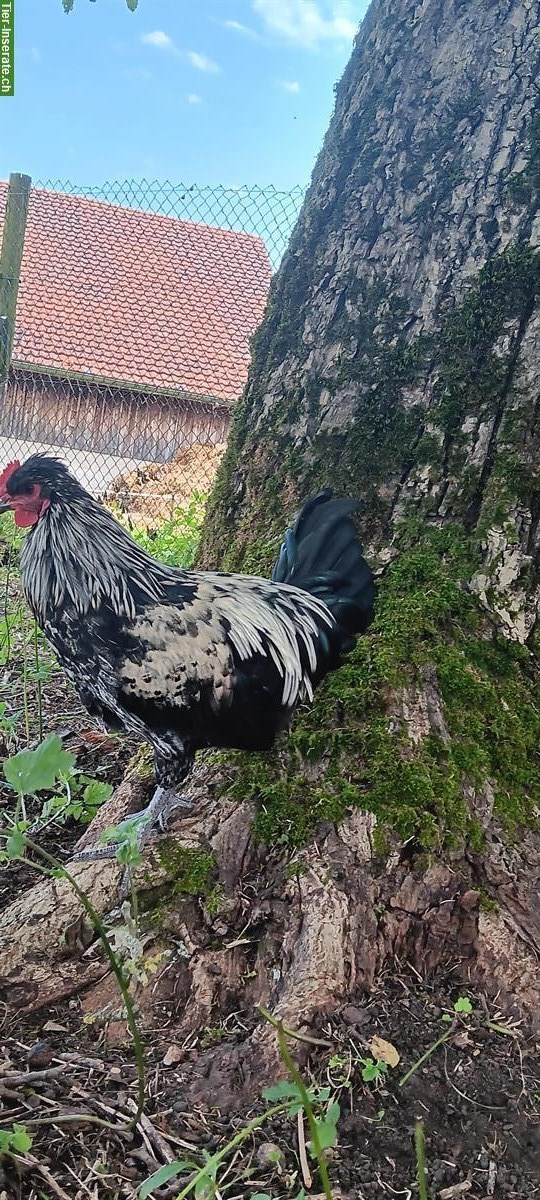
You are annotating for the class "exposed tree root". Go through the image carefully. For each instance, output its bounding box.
[1,750,538,1110]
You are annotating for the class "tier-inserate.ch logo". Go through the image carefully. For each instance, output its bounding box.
[1,0,14,98]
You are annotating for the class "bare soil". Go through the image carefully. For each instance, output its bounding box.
[0,971,538,1199]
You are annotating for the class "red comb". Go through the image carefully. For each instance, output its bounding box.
[0,460,21,498]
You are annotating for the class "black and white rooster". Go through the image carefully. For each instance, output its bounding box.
[0,456,374,855]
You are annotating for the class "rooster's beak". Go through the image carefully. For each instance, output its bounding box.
[0,502,11,513]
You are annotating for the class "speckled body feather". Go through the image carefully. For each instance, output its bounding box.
[10,457,375,790]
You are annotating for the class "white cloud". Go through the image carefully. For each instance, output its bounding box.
[187,51,220,74]
[141,36,219,74]
[187,92,202,104]
[223,19,260,40]
[253,0,358,47]
[141,30,177,52]
[280,79,300,92]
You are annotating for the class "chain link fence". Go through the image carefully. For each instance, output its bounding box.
[0,176,304,529]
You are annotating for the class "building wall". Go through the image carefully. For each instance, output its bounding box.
[2,370,231,462]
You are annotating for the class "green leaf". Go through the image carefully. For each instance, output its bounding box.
[30,665,53,682]
[6,827,27,858]
[11,1125,32,1153]
[139,1160,192,1199]
[250,1194,273,1200]
[0,1123,33,1154]
[82,779,113,809]
[454,996,473,1014]
[194,1160,217,1198]
[126,0,139,9]
[360,1057,388,1082]
[116,842,143,867]
[262,1080,302,1102]
[326,1100,340,1124]
[40,793,68,819]
[98,816,145,864]
[4,735,76,797]
[313,1117,338,1151]
[100,817,143,844]
[62,0,75,11]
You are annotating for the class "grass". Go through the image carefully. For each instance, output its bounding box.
[126,490,207,568]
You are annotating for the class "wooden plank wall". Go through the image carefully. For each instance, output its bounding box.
[2,370,231,461]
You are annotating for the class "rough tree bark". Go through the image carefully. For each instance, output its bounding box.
[2,0,539,1106]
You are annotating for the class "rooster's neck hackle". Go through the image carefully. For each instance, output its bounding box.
[20,494,182,622]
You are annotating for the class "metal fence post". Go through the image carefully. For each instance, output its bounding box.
[0,172,31,385]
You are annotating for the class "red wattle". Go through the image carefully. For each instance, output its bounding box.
[13,499,49,527]
[14,508,39,528]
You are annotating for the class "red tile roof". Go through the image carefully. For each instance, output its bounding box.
[0,184,272,403]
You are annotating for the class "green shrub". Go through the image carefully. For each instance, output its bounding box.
[129,492,206,568]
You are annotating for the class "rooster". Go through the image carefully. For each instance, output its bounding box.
[0,456,375,856]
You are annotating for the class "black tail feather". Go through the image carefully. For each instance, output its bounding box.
[271,491,375,660]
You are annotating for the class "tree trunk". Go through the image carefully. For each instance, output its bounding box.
[198,0,540,1051]
[2,0,540,1107]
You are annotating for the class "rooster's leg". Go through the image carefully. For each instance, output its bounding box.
[71,787,194,864]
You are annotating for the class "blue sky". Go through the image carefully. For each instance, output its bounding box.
[2,0,369,192]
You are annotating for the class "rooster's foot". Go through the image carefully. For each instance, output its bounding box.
[128,782,195,840]
[128,785,195,844]
[70,787,194,866]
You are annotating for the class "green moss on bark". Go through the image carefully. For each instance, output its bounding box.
[140,844,216,920]
[227,527,539,853]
